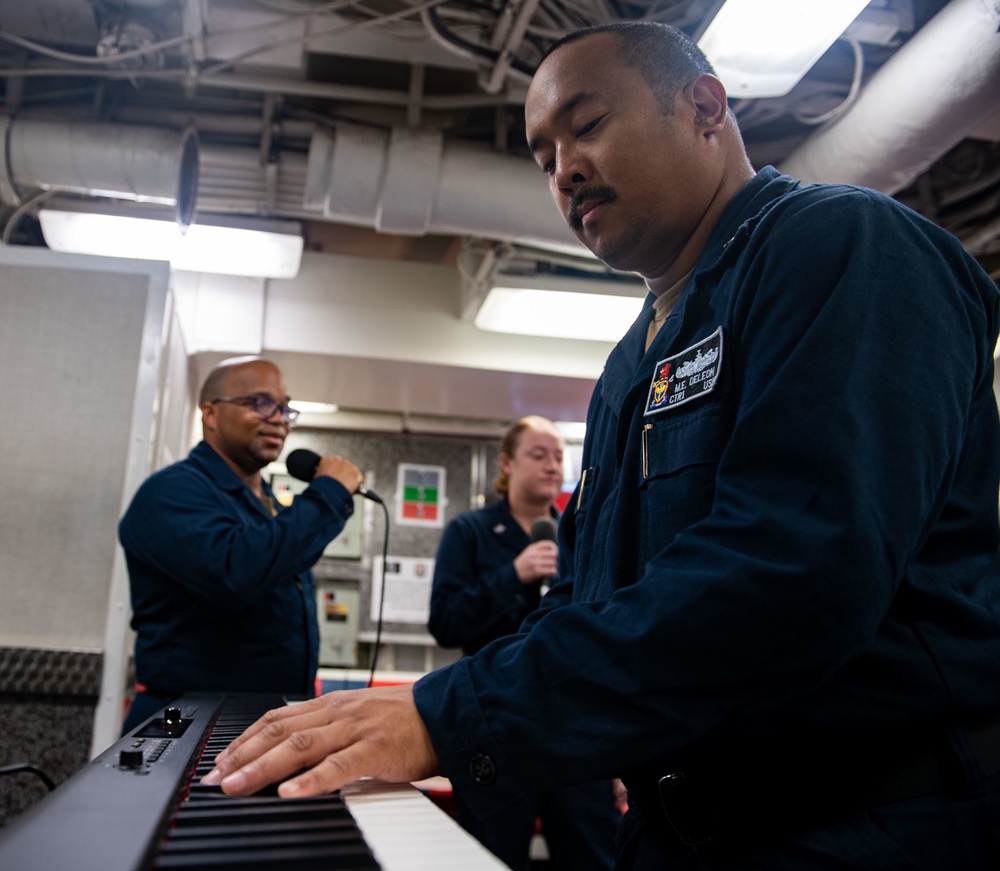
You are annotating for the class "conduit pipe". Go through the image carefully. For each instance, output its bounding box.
[304,123,585,255]
[0,116,198,226]
[779,0,1000,195]
[199,72,519,111]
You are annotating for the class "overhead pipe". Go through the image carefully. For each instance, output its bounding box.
[480,0,543,94]
[198,71,521,111]
[304,123,585,255]
[0,116,199,226]
[779,0,1000,195]
[5,0,991,262]
[298,0,1000,259]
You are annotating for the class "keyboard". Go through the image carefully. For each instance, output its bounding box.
[0,693,507,871]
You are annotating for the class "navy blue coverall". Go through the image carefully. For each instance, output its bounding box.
[413,168,1000,869]
[429,497,618,870]
[119,440,355,732]
[429,497,545,656]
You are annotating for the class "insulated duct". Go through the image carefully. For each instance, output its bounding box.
[779,0,1000,195]
[0,117,199,227]
[303,0,1000,259]
[304,123,585,256]
[1,0,991,260]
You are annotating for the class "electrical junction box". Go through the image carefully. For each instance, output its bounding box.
[316,579,360,667]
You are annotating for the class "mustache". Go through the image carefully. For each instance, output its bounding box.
[568,185,616,230]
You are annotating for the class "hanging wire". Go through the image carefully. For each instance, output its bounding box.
[0,0,375,73]
[792,38,865,127]
[200,0,451,78]
[0,763,56,792]
[0,29,192,66]
[1,188,62,246]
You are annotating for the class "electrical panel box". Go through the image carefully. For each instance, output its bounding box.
[316,579,361,667]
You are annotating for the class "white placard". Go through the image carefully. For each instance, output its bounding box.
[370,555,435,624]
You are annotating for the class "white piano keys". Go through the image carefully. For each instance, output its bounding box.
[342,780,510,870]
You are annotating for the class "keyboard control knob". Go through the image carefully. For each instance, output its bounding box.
[119,748,144,769]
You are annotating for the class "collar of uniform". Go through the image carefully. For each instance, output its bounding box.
[599,167,797,417]
[488,496,561,539]
[188,440,275,510]
[701,166,799,269]
[600,291,657,406]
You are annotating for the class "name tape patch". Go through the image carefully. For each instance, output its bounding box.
[644,327,723,416]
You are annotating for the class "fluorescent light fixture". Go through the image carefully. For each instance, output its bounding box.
[38,208,304,278]
[555,420,587,440]
[697,0,871,98]
[475,285,645,343]
[291,401,339,414]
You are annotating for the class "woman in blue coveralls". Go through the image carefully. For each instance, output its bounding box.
[428,416,618,871]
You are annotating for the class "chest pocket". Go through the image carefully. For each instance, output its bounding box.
[638,405,732,563]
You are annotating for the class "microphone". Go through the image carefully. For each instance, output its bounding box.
[285,448,384,504]
[530,515,558,543]
[530,516,558,594]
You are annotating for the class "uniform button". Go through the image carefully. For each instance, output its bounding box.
[469,753,496,784]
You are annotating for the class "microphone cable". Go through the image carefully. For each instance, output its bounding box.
[281,449,391,687]
[367,498,390,688]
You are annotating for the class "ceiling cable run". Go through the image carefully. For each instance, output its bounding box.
[480,0,543,93]
[421,3,536,81]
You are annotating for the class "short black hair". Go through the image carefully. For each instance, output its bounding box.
[541,22,716,115]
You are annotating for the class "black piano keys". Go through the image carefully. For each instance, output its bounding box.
[152,699,380,870]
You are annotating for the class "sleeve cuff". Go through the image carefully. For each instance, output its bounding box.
[413,661,529,819]
[306,475,355,517]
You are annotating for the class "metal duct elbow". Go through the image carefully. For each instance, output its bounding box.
[0,117,199,227]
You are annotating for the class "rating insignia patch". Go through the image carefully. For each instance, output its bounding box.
[645,327,723,416]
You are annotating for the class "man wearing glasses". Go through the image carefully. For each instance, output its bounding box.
[118,356,365,733]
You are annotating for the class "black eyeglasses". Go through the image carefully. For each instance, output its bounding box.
[211,395,300,424]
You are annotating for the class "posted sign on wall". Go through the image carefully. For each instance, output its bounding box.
[395,463,447,527]
[370,555,435,624]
